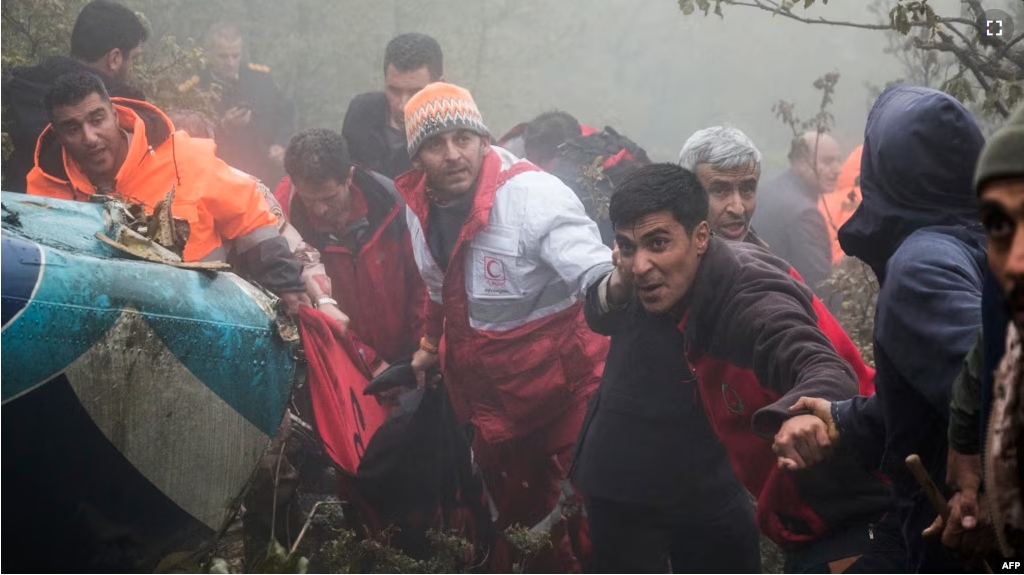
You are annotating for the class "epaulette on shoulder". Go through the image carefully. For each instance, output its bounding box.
[178,75,200,92]
[247,62,270,73]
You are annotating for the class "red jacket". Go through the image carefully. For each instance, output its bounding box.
[680,240,891,549]
[276,169,425,368]
[396,149,612,444]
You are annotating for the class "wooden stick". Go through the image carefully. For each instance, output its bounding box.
[906,454,950,520]
[905,454,993,574]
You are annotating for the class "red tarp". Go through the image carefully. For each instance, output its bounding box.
[298,306,388,474]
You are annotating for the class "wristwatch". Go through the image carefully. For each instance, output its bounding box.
[313,296,338,309]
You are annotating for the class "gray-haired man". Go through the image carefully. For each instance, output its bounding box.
[679,126,764,245]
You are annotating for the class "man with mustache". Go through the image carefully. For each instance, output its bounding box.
[778,85,989,573]
[573,162,900,573]
[679,126,875,396]
[399,82,612,572]
[678,126,764,245]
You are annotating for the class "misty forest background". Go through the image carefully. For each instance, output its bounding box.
[4,0,1022,450]
[5,0,1021,175]
[3,0,1022,571]
[5,0,1020,362]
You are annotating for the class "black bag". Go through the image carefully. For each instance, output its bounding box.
[547,127,651,247]
[354,385,494,560]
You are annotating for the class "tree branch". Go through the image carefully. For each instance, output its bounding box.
[921,29,1011,117]
[994,31,1024,61]
[1,10,43,59]
[695,0,1021,117]
[726,0,899,30]
[722,0,978,32]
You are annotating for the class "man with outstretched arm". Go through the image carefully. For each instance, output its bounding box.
[574,163,901,573]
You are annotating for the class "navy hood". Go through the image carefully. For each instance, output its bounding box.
[838,85,985,279]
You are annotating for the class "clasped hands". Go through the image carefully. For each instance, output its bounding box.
[771,397,839,471]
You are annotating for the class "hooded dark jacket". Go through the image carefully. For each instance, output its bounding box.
[832,84,986,573]
[2,56,144,193]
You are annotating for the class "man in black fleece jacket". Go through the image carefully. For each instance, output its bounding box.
[573,163,901,573]
[341,33,443,178]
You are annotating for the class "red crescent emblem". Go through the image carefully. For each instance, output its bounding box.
[486,259,503,279]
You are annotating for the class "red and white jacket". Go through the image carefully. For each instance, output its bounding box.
[396,147,613,444]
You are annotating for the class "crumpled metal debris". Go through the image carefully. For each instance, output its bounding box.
[95,190,230,271]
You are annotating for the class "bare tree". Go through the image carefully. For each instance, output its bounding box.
[678,0,1024,118]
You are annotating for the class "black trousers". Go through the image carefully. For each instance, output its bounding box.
[585,492,761,574]
[783,511,906,574]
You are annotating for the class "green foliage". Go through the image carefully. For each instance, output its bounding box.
[678,0,726,18]
[0,0,79,69]
[772,71,840,138]
[248,540,310,574]
[889,3,912,35]
[823,257,879,365]
[310,524,552,574]
[942,76,977,105]
[130,34,212,116]
[315,527,479,574]
[1,128,13,163]
[502,526,551,574]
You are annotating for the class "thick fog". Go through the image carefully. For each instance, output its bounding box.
[131,0,1003,174]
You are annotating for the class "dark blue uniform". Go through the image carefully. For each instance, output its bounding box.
[834,85,987,574]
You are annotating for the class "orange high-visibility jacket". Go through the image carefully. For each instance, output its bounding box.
[818,145,863,265]
[27,98,280,262]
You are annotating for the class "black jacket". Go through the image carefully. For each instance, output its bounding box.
[752,168,832,293]
[197,64,294,186]
[2,56,144,193]
[571,277,742,508]
[833,84,987,573]
[342,92,410,179]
